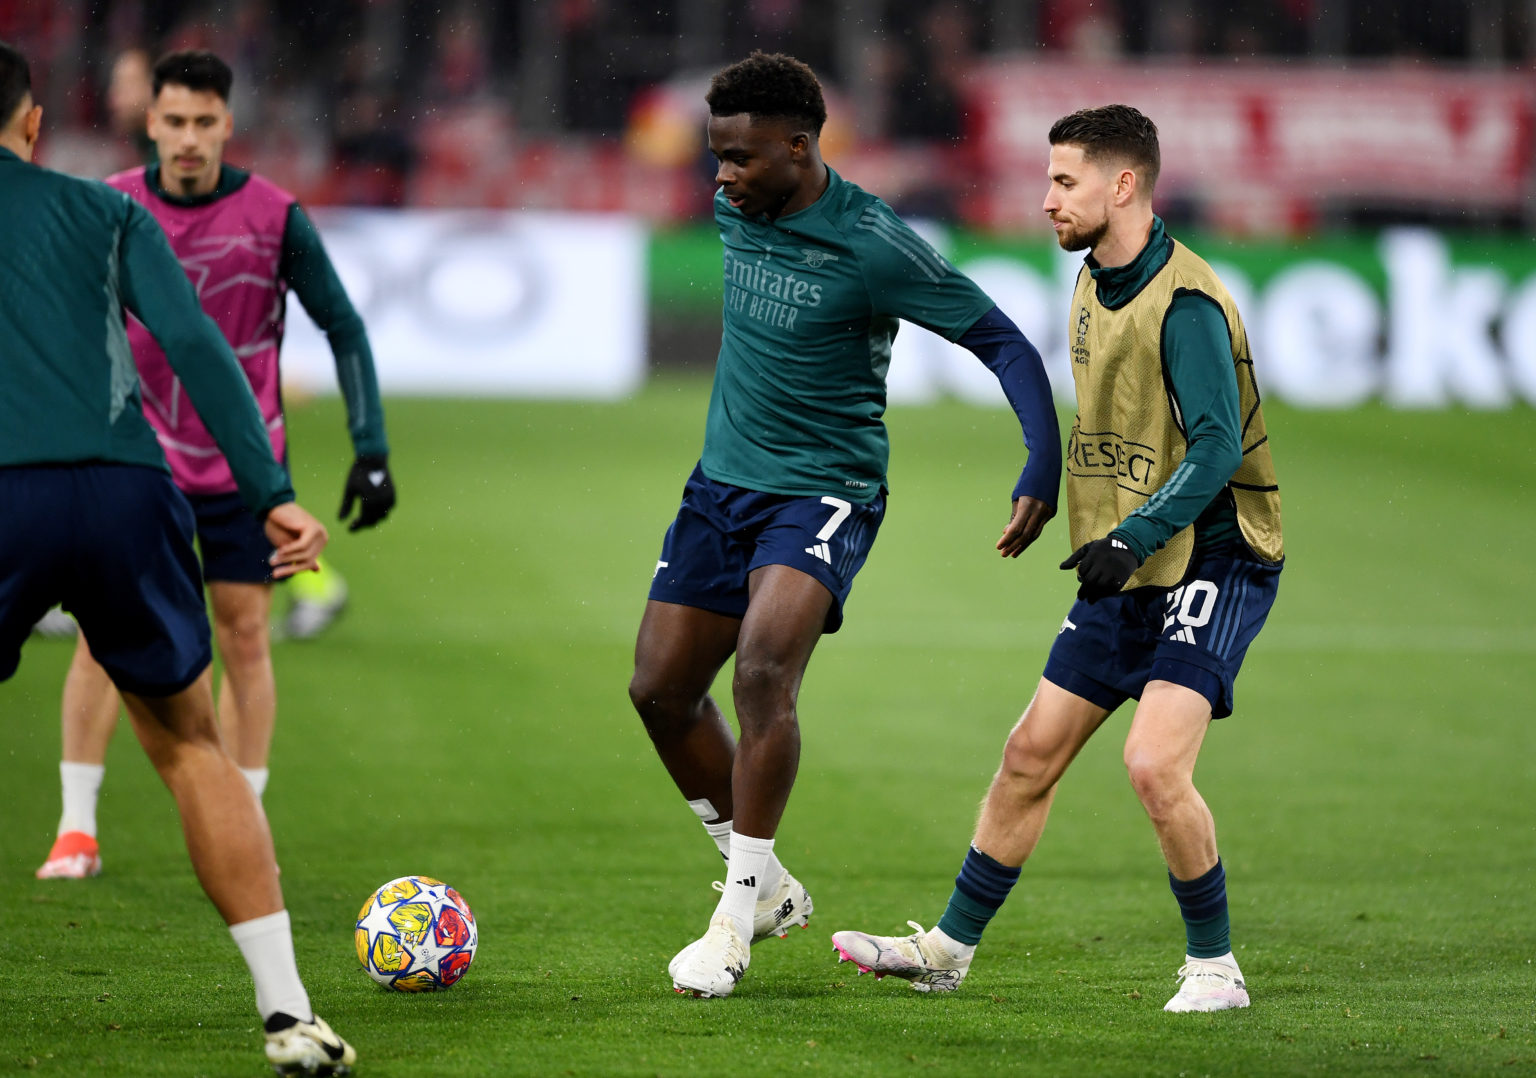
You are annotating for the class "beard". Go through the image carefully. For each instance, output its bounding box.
[1054,215,1109,253]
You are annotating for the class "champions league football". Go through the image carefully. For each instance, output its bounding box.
[355,876,478,991]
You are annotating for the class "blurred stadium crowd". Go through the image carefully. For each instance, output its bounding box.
[4,0,1532,231]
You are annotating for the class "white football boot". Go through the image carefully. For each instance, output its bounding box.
[670,914,750,998]
[831,920,973,992]
[264,1012,356,1076]
[1163,955,1250,1012]
[710,871,814,943]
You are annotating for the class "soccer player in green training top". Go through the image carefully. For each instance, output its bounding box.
[629,52,1063,998]
[832,105,1283,1013]
[0,42,354,1073]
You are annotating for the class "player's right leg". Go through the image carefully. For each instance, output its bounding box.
[832,678,1111,992]
[119,676,353,1073]
[629,598,742,831]
[119,671,284,920]
[59,464,352,1070]
[632,466,751,830]
[971,679,1114,866]
[37,634,122,878]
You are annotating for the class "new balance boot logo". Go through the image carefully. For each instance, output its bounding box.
[804,542,831,564]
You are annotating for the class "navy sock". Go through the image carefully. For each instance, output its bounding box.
[1169,858,1231,959]
[935,846,1021,946]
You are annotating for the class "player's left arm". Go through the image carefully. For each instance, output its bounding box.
[281,203,396,531]
[1063,291,1242,598]
[857,208,1061,557]
[955,306,1062,557]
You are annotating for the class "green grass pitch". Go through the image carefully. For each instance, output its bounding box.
[4,379,1534,1076]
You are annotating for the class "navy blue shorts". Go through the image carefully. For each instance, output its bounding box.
[1043,546,1282,719]
[186,489,273,584]
[647,463,886,634]
[0,464,213,696]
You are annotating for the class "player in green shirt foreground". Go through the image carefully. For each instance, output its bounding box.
[831,105,1284,1013]
[0,42,354,1074]
[630,52,1063,998]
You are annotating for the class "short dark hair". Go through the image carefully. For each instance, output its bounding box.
[0,39,31,131]
[706,51,826,135]
[1049,104,1161,197]
[153,49,233,101]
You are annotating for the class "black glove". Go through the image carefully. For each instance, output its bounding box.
[339,454,396,532]
[1060,535,1140,602]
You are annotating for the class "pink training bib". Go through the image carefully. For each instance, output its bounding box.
[107,166,295,495]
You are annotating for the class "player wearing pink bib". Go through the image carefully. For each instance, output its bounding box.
[37,51,394,896]
[107,164,297,495]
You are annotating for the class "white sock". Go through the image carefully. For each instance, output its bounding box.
[688,801,786,891]
[705,821,787,894]
[703,819,733,862]
[229,910,311,1023]
[931,925,976,961]
[715,831,774,939]
[760,848,787,893]
[1191,950,1240,971]
[241,768,269,800]
[58,761,105,837]
[687,798,729,860]
[708,823,786,893]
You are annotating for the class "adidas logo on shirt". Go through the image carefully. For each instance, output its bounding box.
[804,542,831,564]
